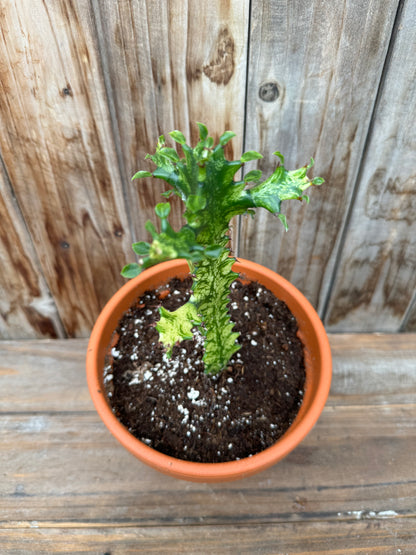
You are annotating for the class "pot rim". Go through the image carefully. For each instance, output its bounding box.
[86,258,332,482]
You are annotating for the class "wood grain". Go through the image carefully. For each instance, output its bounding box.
[239,0,400,315]
[0,0,414,339]
[328,333,416,400]
[0,165,63,338]
[0,1,132,337]
[325,0,416,331]
[0,520,414,554]
[404,296,416,331]
[95,0,249,243]
[0,336,415,552]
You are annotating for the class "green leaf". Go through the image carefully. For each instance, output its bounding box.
[160,147,180,162]
[186,194,206,213]
[241,150,263,162]
[198,164,207,182]
[244,169,262,183]
[132,170,152,180]
[132,242,150,256]
[121,263,141,278]
[204,245,224,258]
[156,302,201,356]
[273,151,285,164]
[145,220,157,238]
[306,157,314,172]
[131,219,208,271]
[219,130,236,146]
[246,162,317,214]
[278,213,288,231]
[312,176,325,185]
[161,189,174,198]
[155,202,171,218]
[169,130,186,145]
[196,122,208,140]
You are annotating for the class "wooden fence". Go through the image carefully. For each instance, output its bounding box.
[0,0,415,339]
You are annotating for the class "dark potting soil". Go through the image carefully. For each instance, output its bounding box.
[104,277,305,463]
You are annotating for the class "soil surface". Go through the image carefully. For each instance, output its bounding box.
[104,277,305,463]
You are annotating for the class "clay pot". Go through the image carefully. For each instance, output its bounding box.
[86,259,332,482]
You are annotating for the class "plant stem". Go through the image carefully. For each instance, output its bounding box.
[193,249,240,375]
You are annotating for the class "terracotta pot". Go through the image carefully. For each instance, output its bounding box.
[86,259,332,482]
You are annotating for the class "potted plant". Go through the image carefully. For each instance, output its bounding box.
[86,124,332,482]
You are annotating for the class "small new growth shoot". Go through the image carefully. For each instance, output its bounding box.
[122,123,324,376]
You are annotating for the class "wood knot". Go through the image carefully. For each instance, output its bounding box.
[203,26,235,86]
[259,82,279,102]
[60,84,73,98]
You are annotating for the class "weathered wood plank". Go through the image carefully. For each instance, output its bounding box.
[239,0,399,315]
[0,336,415,548]
[0,166,63,339]
[95,0,249,244]
[328,333,416,402]
[0,1,132,337]
[0,334,414,412]
[0,519,415,554]
[1,404,415,525]
[404,296,416,331]
[0,340,90,412]
[325,1,416,331]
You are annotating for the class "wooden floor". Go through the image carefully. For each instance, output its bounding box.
[1,334,415,554]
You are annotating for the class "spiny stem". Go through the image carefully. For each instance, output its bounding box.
[193,250,240,375]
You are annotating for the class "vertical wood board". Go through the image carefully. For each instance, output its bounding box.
[0,164,63,338]
[403,293,416,331]
[95,0,249,245]
[0,1,132,336]
[240,0,399,313]
[325,0,416,331]
[0,0,414,337]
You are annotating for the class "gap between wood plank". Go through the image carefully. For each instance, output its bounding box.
[236,0,253,259]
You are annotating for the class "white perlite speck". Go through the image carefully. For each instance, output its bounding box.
[345,509,399,520]
[177,404,189,423]
[187,388,200,401]
[377,510,399,518]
